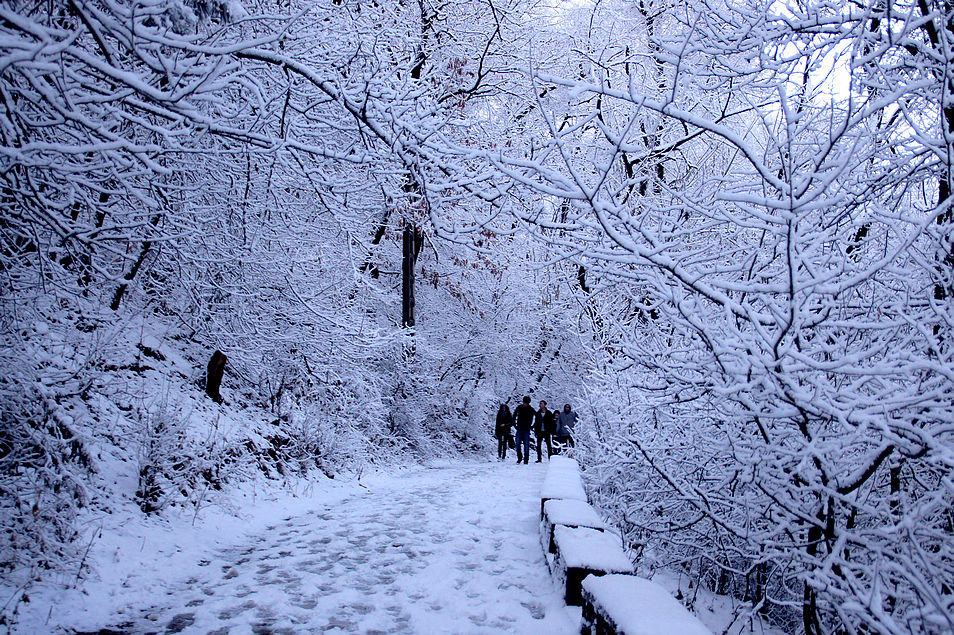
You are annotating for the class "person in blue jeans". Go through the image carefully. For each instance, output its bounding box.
[512,396,536,464]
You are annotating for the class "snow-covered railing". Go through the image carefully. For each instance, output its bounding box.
[540,458,712,634]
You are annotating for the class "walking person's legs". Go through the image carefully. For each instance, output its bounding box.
[535,433,543,462]
[544,433,553,458]
[515,430,530,463]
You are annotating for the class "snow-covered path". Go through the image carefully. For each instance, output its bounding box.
[79,460,576,634]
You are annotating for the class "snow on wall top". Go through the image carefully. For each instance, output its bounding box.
[547,455,579,472]
[540,472,587,503]
[543,498,605,530]
[582,574,712,635]
[553,526,633,573]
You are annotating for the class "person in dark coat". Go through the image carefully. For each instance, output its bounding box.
[512,396,536,464]
[533,400,554,462]
[554,403,578,448]
[494,403,513,460]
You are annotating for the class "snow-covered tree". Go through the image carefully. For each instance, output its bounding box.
[491,0,954,632]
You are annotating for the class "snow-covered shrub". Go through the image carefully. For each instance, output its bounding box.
[0,389,88,576]
[0,330,93,578]
[275,363,390,476]
[134,398,209,514]
[283,410,369,477]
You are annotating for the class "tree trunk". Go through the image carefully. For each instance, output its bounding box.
[401,223,423,328]
[206,350,227,403]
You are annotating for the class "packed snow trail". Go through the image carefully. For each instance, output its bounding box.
[82,460,577,634]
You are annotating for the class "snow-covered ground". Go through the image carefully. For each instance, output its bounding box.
[15,460,578,634]
[8,456,786,635]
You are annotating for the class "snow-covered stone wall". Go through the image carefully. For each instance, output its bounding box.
[539,457,711,634]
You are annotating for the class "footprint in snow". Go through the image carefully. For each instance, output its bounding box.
[218,599,256,620]
[469,612,488,625]
[322,615,359,632]
[521,600,546,619]
[164,612,195,633]
[352,602,375,615]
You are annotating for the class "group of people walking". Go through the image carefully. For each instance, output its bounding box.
[494,396,578,463]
